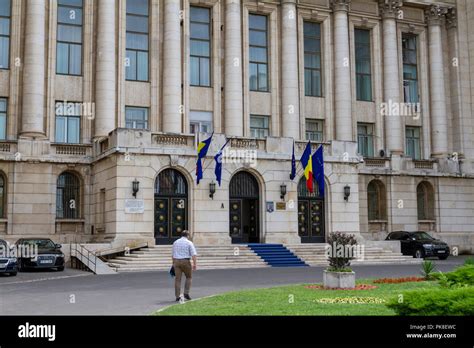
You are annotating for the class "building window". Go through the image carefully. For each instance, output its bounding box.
[56,0,83,75]
[190,111,213,134]
[56,172,80,219]
[0,173,5,218]
[402,34,419,104]
[250,115,269,138]
[355,29,372,101]
[0,98,7,140]
[126,0,149,81]
[55,101,80,144]
[0,0,11,69]
[304,22,322,97]
[357,123,374,158]
[417,181,434,220]
[305,119,323,142]
[125,106,149,129]
[190,6,211,87]
[406,126,421,159]
[367,180,387,221]
[249,14,268,92]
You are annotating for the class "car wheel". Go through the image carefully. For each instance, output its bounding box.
[57,266,65,272]
[414,249,425,259]
[9,272,17,276]
[438,255,449,260]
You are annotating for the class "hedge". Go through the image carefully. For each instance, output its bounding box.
[386,287,474,316]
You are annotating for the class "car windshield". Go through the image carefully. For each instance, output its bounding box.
[412,232,434,240]
[21,239,56,248]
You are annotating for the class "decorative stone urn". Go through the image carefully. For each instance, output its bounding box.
[323,270,356,289]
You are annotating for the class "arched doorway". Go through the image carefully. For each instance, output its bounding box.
[229,171,260,243]
[298,177,325,243]
[154,169,188,244]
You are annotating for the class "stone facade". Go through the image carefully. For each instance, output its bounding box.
[0,0,473,253]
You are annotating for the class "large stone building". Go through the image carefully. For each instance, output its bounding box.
[0,0,473,253]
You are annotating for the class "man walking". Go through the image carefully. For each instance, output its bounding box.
[172,230,197,301]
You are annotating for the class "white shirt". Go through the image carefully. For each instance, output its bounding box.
[172,237,197,259]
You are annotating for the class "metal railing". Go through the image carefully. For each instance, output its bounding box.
[70,243,97,274]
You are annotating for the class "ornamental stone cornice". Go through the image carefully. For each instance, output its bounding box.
[331,0,351,12]
[378,0,403,19]
[425,5,449,26]
[446,7,457,29]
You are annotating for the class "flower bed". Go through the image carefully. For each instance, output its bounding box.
[305,284,377,290]
[373,277,425,284]
[315,297,386,304]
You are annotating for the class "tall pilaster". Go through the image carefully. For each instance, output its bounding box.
[426,5,449,158]
[224,0,243,137]
[281,0,300,139]
[21,0,46,137]
[95,0,117,138]
[332,0,352,141]
[162,0,182,133]
[379,0,403,155]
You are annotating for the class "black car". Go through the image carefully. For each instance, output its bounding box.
[15,238,65,271]
[386,231,450,259]
[0,239,18,276]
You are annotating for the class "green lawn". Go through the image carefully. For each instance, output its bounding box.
[154,279,439,316]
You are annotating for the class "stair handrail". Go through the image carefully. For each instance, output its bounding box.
[70,243,97,273]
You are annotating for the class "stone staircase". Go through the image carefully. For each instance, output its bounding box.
[286,244,422,266]
[107,245,268,272]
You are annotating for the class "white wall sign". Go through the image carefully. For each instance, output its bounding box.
[125,199,145,214]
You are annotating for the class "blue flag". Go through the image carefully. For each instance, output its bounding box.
[214,138,230,187]
[196,133,213,185]
[312,145,324,197]
[290,140,296,180]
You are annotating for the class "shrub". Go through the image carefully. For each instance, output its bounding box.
[421,260,436,280]
[464,258,474,266]
[432,265,474,287]
[326,232,358,271]
[386,287,474,316]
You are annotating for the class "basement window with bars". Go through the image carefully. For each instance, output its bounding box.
[56,172,81,219]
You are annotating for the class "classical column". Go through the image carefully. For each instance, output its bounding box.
[379,0,403,155]
[224,0,243,137]
[332,0,352,141]
[162,0,182,133]
[95,0,116,138]
[21,0,46,137]
[426,5,449,157]
[281,0,300,139]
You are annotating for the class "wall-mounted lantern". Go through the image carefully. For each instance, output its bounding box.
[280,183,287,200]
[344,185,351,202]
[132,179,140,198]
[209,181,216,199]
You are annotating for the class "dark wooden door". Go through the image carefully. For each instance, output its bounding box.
[298,177,325,243]
[229,172,260,244]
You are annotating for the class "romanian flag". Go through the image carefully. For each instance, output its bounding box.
[300,141,313,193]
[312,145,325,197]
[196,133,213,184]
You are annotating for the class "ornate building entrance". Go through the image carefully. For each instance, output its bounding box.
[154,169,188,244]
[229,171,260,243]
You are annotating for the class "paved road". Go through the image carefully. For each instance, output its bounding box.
[0,256,469,315]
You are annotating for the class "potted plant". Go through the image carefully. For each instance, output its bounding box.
[323,232,358,289]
